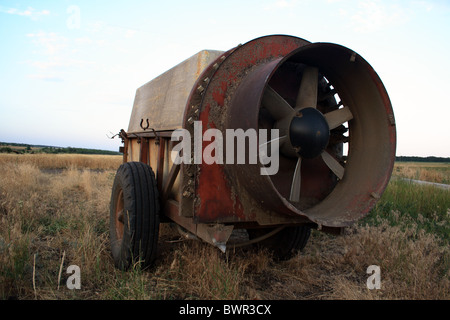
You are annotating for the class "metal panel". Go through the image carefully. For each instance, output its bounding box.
[128,50,224,133]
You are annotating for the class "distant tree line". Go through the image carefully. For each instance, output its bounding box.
[396,156,450,163]
[0,142,121,155]
[0,147,17,153]
[1,142,448,160]
[38,146,121,155]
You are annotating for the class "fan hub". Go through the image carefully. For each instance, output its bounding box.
[289,107,330,159]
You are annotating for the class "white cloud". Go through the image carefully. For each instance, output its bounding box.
[340,0,411,33]
[27,57,94,70]
[27,32,68,56]
[85,20,139,39]
[1,6,50,20]
[75,37,93,45]
[27,74,64,82]
[125,29,137,38]
[264,0,300,10]
[412,0,434,12]
[24,31,95,83]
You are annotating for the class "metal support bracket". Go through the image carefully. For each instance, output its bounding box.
[196,224,234,253]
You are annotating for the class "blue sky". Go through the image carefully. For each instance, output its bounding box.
[0,0,449,156]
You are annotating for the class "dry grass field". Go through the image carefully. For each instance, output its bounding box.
[393,162,450,184]
[0,154,448,300]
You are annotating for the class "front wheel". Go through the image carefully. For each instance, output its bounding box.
[109,162,160,270]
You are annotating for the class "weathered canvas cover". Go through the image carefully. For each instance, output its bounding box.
[128,50,224,133]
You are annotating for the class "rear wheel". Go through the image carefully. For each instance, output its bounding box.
[110,162,160,270]
[248,226,311,260]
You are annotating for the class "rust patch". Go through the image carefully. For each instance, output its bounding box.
[195,102,245,222]
[212,81,228,107]
[196,162,245,222]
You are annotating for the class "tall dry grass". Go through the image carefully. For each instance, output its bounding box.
[0,155,448,300]
[0,157,117,298]
[0,153,122,171]
[393,162,450,184]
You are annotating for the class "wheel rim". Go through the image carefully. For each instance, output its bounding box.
[115,189,125,241]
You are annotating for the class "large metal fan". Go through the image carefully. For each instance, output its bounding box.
[260,65,353,203]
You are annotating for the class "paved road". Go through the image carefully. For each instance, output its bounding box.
[397,177,450,190]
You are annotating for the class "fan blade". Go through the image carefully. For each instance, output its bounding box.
[262,86,294,121]
[289,158,302,202]
[321,151,344,180]
[259,135,287,164]
[295,66,319,111]
[324,106,353,130]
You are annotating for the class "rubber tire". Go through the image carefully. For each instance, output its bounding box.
[110,162,160,270]
[248,226,311,260]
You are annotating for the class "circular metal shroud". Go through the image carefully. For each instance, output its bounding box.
[186,35,396,228]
